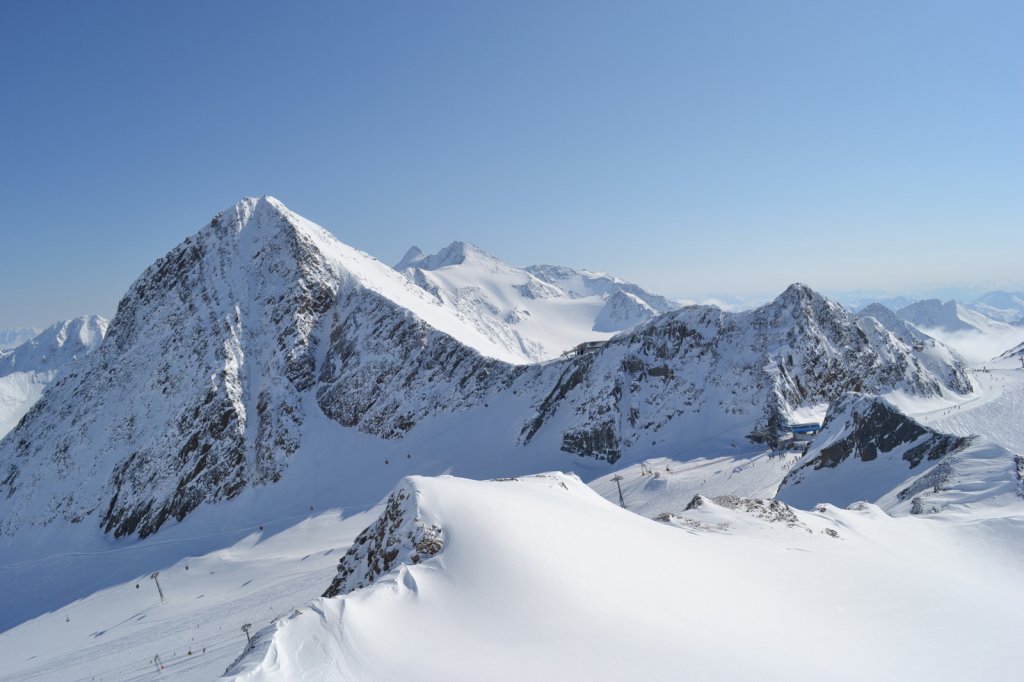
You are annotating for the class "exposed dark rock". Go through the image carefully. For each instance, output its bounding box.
[323,484,444,598]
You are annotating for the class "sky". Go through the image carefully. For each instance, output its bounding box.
[0,1,1021,328]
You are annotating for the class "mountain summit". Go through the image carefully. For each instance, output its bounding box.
[394,241,679,362]
[0,198,974,544]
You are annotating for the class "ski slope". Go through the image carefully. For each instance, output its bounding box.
[226,474,1024,681]
[1,363,1021,681]
[0,509,380,681]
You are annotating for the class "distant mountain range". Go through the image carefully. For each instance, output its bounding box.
[393,242,678,362]
[0,316,107,437]
[0,328,42,350]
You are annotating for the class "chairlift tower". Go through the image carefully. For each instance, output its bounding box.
[611,474,626,508]
[150,571,165,603]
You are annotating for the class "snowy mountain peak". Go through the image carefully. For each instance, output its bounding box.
[772,282,821,308]
[897,298,970,332]
[757,282,849,330]
[0,315,108,373]
[0,315,109,438]
[967,290,1024,324]
[206,195,319,246]
[397,241,497,271]
[592,290,657,332]
[897,297,1017,339]
[394,245,426,270]
[393,242,680,362]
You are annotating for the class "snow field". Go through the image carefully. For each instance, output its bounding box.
[227,474,1024,681]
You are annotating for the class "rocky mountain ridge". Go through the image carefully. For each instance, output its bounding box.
[0,197,974,540]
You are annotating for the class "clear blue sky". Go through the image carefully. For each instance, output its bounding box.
[1,1,1021,327]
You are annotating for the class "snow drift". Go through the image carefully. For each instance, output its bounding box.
[224,473,1024,682]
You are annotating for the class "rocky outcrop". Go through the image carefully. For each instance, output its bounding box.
[323,480,444,598]
[776,393,973,509]
[786,393,970,473]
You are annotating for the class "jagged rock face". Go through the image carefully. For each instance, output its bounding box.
[315,288,519,439]
[323,481,444,598]
[0,198,340,537]
[855,304,972,396]
[0,197,529,539]
[776,393,972,508]
[518,284,972,461]
[808,397,968,470]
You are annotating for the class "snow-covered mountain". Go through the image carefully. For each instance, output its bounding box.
[0,197,974,547]
[894,298,1024,365]
[1,196,1021,680]
[524,263,677,311]
[0,327,41,350]
[516,284,972,463]
[0,197,527,541]
[897,298,1011,334]
[0,316,107,437]
[591,289,657,332]
[394,242,676,362]
[966,290,1024,325]
[854,303,970,395]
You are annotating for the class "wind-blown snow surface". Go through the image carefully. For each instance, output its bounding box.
[222,474,1023,682]
[0,316,107,436]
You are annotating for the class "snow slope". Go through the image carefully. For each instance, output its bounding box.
[223,473,1024,682]
[524,263,677,312]
[0,316,107,437]
[394,242,677,362]
[0,507,380,681]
